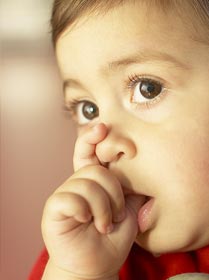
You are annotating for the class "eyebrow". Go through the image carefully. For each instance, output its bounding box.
[63,49,190,95]
[106,50,189,72]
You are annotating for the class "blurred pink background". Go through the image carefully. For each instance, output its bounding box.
[1,1,76,279]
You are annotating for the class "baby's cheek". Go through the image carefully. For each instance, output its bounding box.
[170,130,209,193]
[189,138,209,183]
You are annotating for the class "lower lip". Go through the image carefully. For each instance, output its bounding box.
[138,198,155,233]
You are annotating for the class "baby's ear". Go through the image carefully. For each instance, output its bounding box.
[168,273,209,280]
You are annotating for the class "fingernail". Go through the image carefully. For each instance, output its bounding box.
[106,223,114,234]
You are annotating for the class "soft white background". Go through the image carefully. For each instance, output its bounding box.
[1,1,76,279]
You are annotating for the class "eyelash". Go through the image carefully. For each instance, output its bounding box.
[126,74,168,109]
[63,98,82,117]
[64,74,169,119]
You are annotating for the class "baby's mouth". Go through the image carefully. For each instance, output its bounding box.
[123,187,150,210]
[138,196,155,233]
[124,188,154,230]
[122,186,151,201]
[144,196,151,203]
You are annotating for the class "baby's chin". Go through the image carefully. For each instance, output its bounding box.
[134,238,179,256]
[134,230,207,255]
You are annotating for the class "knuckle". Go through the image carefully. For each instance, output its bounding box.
[71,164,109,180]
[82,164,107,176]
[44,192,63,213]
[56,176,103,198]
[67,177,101,198]
[44,193,57,209]
[78,179,98,195]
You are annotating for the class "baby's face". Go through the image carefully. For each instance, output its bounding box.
[56,2,209,254]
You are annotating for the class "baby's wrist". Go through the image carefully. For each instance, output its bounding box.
[42,260,72,280]
[42,259,119,280]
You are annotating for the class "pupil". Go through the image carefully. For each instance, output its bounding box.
[82,102,98,120]
[140,81,162,99]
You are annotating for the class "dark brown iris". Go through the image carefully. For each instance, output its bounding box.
[82,101,99,120]
[140,80,162,99]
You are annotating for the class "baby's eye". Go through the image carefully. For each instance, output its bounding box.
[128,76,165,106]
[73,100,99,125]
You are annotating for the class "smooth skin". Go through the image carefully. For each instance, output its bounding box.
[42,124,145,280]
[42,2,209,280]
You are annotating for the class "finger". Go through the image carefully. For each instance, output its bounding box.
[59,177,113,234]
[107,195,146,257]
[125,194,147,216]
[42,192,92,235]
[73,123,108,171]
[71,165,126,224]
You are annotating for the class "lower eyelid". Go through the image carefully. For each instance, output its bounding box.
[130,88,170,110]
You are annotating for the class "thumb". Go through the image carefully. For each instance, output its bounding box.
[109,195,146,257]
[123,194,147,241]
[125,194,147,222]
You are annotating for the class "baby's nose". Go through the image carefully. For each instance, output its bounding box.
[95,127,136,164]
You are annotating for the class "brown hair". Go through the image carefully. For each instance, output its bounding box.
[51,0,209,46]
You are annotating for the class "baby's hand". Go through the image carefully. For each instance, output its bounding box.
[41,124,145,280]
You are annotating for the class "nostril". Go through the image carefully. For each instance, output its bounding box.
[100,161,109,168]
[117,152,125,160]
[96,134,136,164]
[99,152,124,168]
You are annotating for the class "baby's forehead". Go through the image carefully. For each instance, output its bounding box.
[52,0,209,48]
[56,2,209,95]
[59,2,208,51]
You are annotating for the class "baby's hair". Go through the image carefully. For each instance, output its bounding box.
[51,0,209,46]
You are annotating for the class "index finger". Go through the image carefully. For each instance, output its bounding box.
[73,123,108,171]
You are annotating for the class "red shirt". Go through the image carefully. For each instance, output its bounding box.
[28,244,209,280]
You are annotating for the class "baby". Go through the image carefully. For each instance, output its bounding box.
[29,1,209,279]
